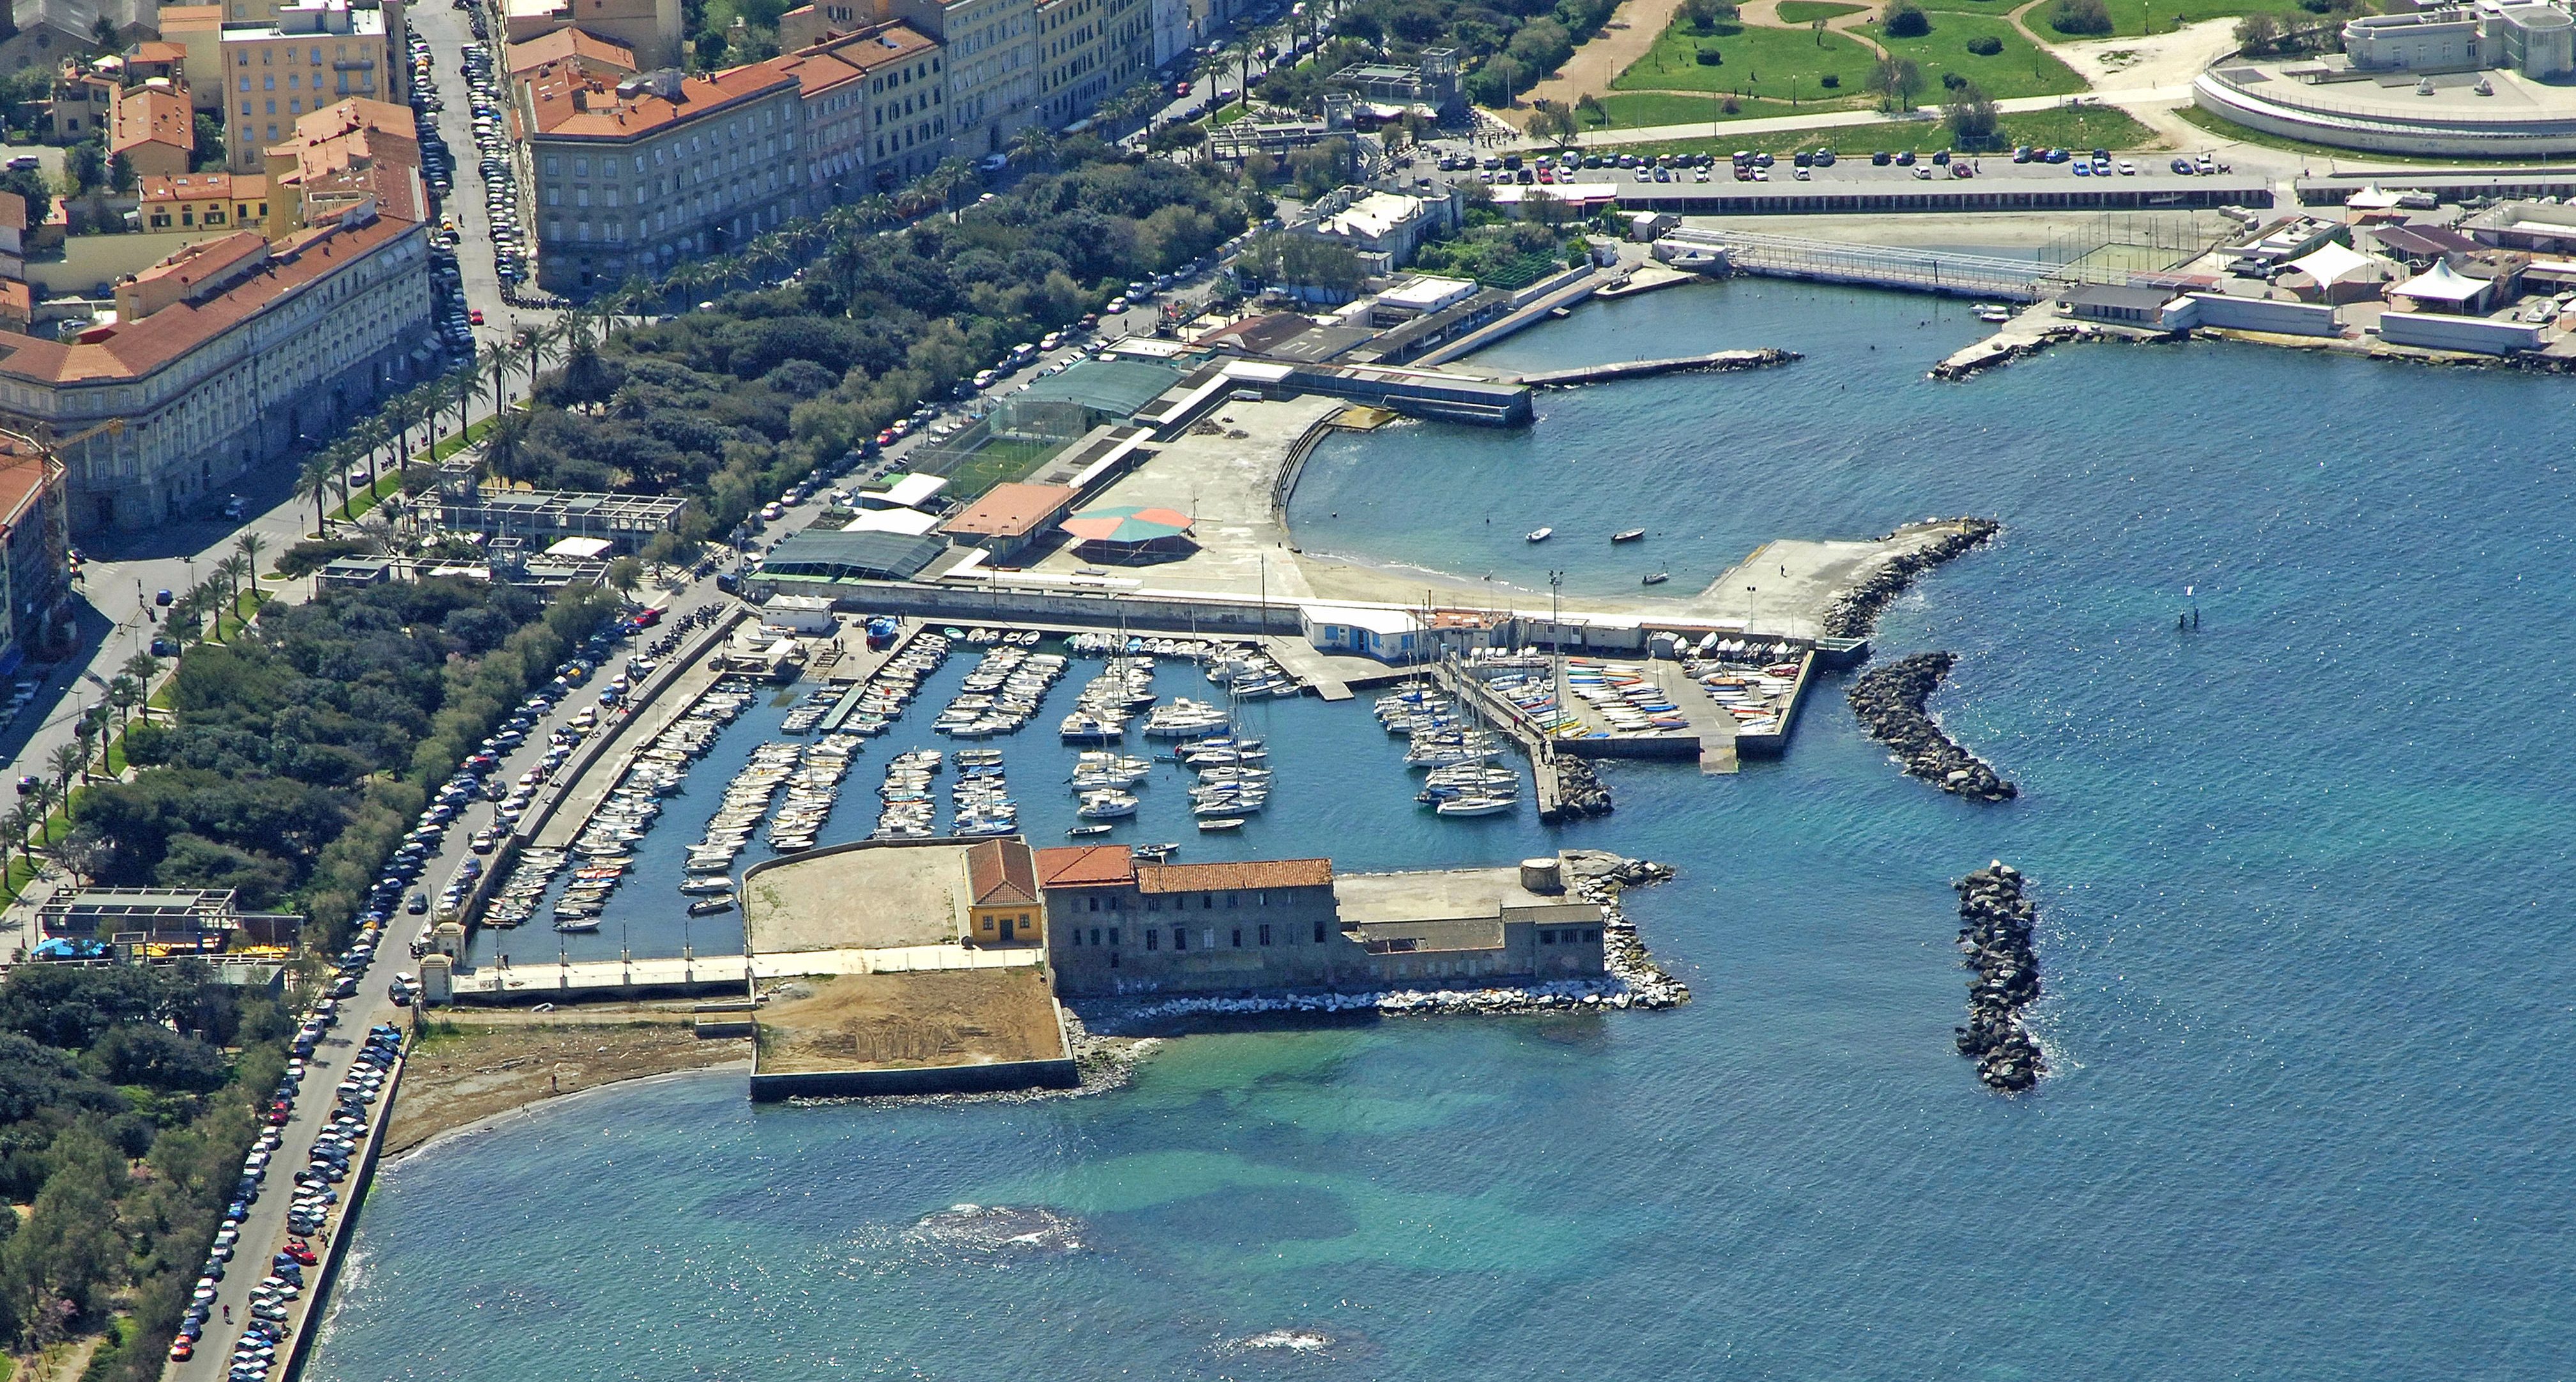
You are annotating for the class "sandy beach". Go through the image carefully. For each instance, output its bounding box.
[387,1008,749,1155]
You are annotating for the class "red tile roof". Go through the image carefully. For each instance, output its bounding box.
[505,27,637,75]
[521,57,799,141]
[1137,859,1333,894]
[111,86,193,157]
[966,838,1039,907]
[941,482,1076,539]
[0,454,50,532]
[1034,845,1135,888]
[0,212,413,386]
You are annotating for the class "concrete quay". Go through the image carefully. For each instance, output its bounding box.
[443,942,1040,1004]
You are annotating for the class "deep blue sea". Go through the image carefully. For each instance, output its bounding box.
[316,281,2576,1381]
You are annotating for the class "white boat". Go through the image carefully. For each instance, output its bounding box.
[1974,303,2012,323]
[687,895,736,915]
[1197,817,1245,831]
[553,917,602,933]
[1077,790,1140,820]
[1066,824,1114,838]
[1434,795,1517,817]
[1525,526,1553,542]
[678,877,734,895]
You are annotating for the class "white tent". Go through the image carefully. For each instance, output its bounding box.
[2391,259,2491,307]
[2345,184,2403,211]
[2287,240,2384,286]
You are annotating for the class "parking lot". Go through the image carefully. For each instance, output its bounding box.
[1432,144,2234,191]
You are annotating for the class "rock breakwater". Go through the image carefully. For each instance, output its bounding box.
[1551,756,1613,818]
[1954,862,2043,1093]
[1848,651,2015,801]
[1820,518,2001,638]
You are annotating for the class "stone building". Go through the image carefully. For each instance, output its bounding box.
[1036,847,1607,998]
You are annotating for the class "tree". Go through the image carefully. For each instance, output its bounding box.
[1867,55,1925,112]
[1883,0,1931,37]
[1682,0,1738,29]
[191,114,226,171]
[1528,100,1579,148]
[1522,186,1574,230]
[605,555,643,594]
[47,743,84,800]
[296,453,335,537]
[233,531,267,587]
[1008,123,1061,169]
[107,151,134,193]
[2235,11,2281,51]
[64,140,105,195]
[0,165,46,213]
[2048,0,2114,35]
[1575,93,1607,128]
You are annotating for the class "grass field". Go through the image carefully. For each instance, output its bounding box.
[1594,89,1873,125]
[2170,104,2507,162]
[1584,101,2154,157]
[1876,12,2090,100]
[1774,0,1869,20]
[1613,17,1882,102]
[1993,104,2161,151]
[2092,0,2311,36]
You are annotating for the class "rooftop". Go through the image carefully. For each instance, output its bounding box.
[109,84,192,157]
[520,56,799,141]
[139,171,268,203]
[760,527,949,580]
[966,837,1039,907]
[504,26,637,75]
[940,481,1076,539]
[1034,843,1135,887]
[1008,358,1184,418]
[1136,858,1333,894]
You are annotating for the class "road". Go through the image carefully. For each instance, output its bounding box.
[408,0,551,351]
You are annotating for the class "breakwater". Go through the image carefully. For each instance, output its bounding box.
[1954,863,2043,1094]
[1517,348,1800,388]
[1552,756,1613,817]
[1818,518,2001,638]
[1565,850,1690,1009]
[1848,652,2016,802]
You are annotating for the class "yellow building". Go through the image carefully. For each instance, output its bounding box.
[137,172,270,234]
[963,837,1044,946]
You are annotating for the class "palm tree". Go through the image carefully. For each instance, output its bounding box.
[297,452,335,537]
[105,675,140,741]
[121,650,158,688]
[216,554,253,628]
[233,530,266,588]
[47,742,84,799]
[481,340,515,413]
[1008,124,1060,169]
[1,803,32,878]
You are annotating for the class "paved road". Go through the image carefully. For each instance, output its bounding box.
[409,0,551,351]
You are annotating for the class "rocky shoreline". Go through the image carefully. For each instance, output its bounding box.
[1848,651,2016,802]
[1954,863,2044,1094]
[1820,517,2002,638]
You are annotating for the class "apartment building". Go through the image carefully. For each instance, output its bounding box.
[500,0,681,70]
[220,1,392,173]
[893,0,1032,157]
[137,171,272,233]
[110,79,197,180]
[0,443,66,671]
[518,61,805,293]
[0,206,431,534]
[773,22,943,206]
[1033,0,1148,128]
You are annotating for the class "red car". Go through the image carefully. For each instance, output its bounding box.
[285,1241,318,1266]
[632,606,663,628]
[468,308,485,325]
[168,1342,194,1363]
[875,429,896,447]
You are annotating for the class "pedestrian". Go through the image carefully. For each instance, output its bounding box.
[224,1305,232,1323]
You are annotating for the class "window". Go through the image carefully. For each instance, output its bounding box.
[1259,925,1271,946]
[1089,928,1101,946]
[1107,927,1118,945]
[1314,921,1326,944]
[1230,928,1241,948]
[1146,897,1158,912]
[1144,929,1156,951]
[1540,930,1556,944]
[1172,927,1186,951]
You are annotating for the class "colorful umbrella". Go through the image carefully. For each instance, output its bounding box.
[1060,505,1194,544]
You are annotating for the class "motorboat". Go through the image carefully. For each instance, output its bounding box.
[1197,817,1245,831]
[678,877,734,895]
[1133,841,1179,861]
[686,896,736,916]
[1642,570,1671,586]
[1974,303,2012,323]
[1525,526,1552,542]
[552,917,602,933]
[1612,528,1646,543]
[1066,824,1115,838]
[1077,790,1140,820]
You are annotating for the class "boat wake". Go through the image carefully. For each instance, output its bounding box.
[1221,1328,1335,1355]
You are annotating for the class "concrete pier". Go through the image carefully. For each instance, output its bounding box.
[445,943,1040,1004]
[1517,348,1799,388]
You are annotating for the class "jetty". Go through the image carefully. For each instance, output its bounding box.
[1517,348,1800,388]
[1662,229,2052,302]
[443,942,1041,1004]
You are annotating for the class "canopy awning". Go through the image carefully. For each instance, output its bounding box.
[1061,505,1193,545]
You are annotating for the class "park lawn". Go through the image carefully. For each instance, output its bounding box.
[1994,104,2161,151]
[2090,0,2312,36]
[1876,13,2090,100]
[1903,0,2025,12]
[1612,17,1882,102]
[1595,89,1871,125]
[1774,0,1868,19]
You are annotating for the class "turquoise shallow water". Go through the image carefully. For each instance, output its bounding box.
[318,282,2576,1380]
